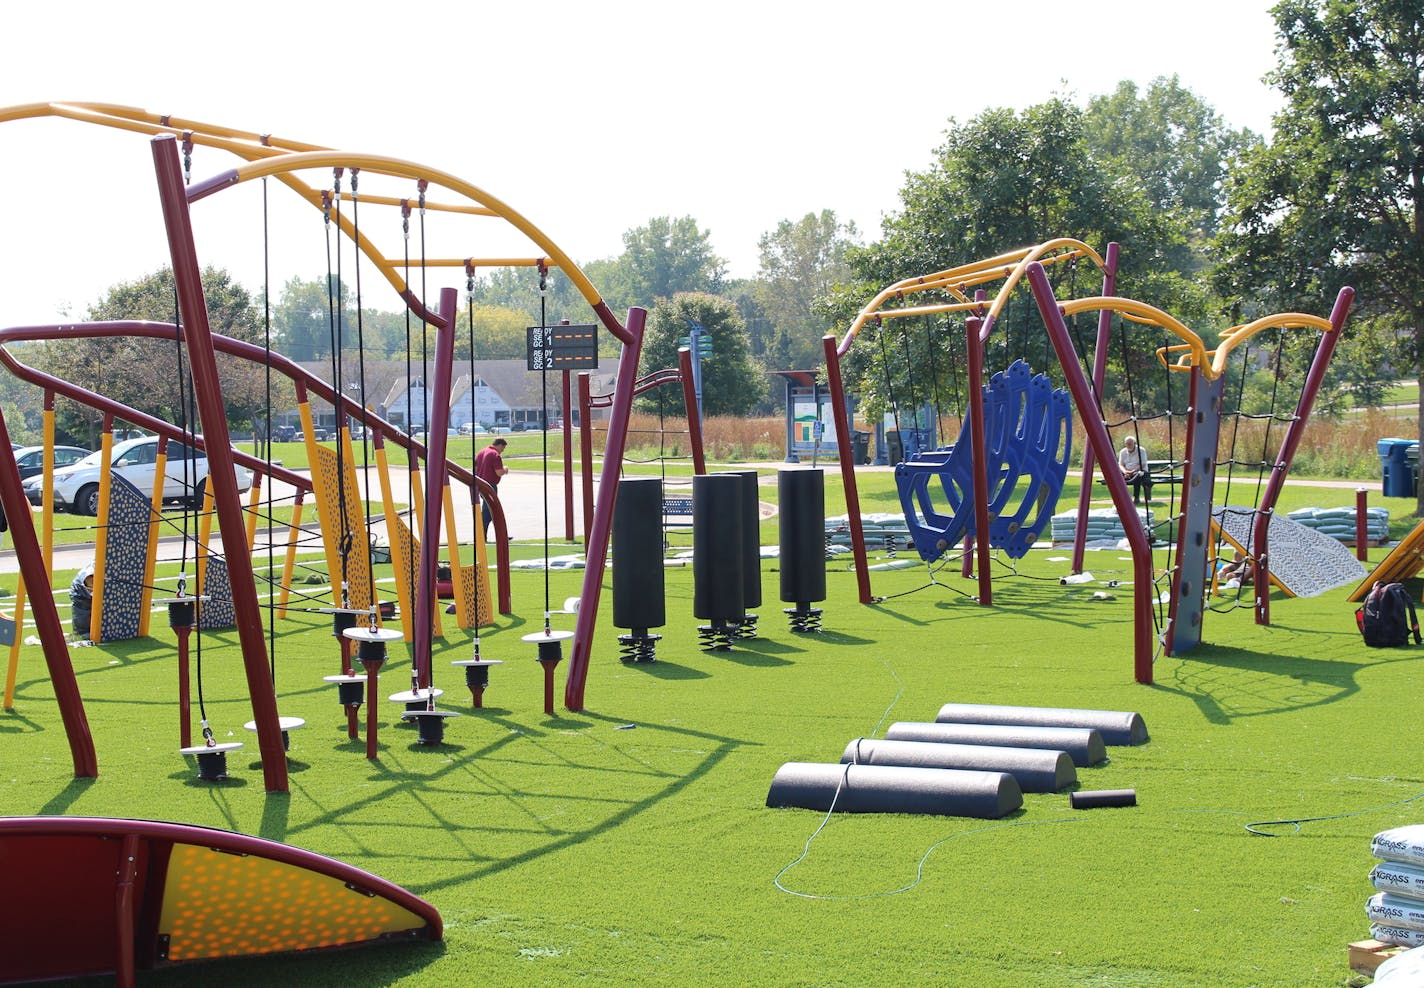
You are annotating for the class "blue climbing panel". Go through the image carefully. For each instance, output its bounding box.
[895,360,1072,562]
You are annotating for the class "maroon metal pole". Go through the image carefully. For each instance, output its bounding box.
[1028,262,1156,684]
[1072,242,1119,573]
[578,372,595,545]
[412,288,458,691]
[1251,287,1354,626]
[678,347,708,474]
[822,335,873,605]
[562,369,575,541]
[151,134,287,792]
[1357,488,1369,562]
[362,656,382,759]
[0,406,97,777]
[565,307,646,710]
[176,627,192,749]
[965,316,993,605]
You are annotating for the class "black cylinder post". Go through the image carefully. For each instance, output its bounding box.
[693,473,744,650]
[778,468,826,632]
[724,470,762,638]
[613,476,665,662]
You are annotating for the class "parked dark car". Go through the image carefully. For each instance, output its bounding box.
[10,444,92,481]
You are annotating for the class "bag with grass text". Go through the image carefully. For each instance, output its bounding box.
[1356,582,1421,647]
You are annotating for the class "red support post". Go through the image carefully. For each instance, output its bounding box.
[152,135,287,791]
[1357,488,1369,562]
[564,308,647,711]
[412,289,458,689]
[1251,287,1354,625]
[965,317,993,605]
[821,335,873,604]
[562,370,575,541]
[679,347,707,474]
[1028,262,1156,684]
[578,372,595,545]
[0,406,97,777]
[1072,242,1119,573]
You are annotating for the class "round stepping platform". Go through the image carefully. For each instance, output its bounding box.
[840,737,1076,793]
[766,762,1022,819]
[402,708,459,744]
[934,703,1149,746]
[243,716,306,752]
[390,688,445,710]
[243,716,307,733]
[885,722,1107,767]
[178,741,243,781]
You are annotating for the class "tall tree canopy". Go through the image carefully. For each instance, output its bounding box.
[845,87,1249,421]
[754,210,859,372]
[587,216,727,316]
[1213,0,1424,481]
[638,293,764,417]
[37,267,289,445]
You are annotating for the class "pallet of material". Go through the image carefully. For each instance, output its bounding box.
[1349,938,1407,975]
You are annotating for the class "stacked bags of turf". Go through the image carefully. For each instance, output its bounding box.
[1368,825,1424,948]
[825,513,912,548]
[1049,507,1153,546]
[1287,506,1390,545]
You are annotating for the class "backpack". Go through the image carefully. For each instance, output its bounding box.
[1356,582,1422,647]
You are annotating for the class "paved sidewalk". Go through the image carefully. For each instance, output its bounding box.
[0,465,583,576]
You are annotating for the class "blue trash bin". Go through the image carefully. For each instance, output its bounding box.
[1378,438,1417,497]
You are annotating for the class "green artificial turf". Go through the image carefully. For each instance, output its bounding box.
[3,472,1421,987]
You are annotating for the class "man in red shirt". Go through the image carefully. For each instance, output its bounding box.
[474,438,508,540]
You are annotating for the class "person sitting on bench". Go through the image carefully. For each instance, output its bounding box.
[1117,435,1153,506]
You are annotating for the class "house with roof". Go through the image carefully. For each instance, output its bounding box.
[285,358,618,434]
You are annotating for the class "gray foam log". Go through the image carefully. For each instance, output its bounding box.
[886,722,1107,767]
[840,738,1076,793]
[766,762,1022,818]
[934,702,1149,746]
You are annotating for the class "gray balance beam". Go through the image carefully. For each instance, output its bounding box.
[886,722,1107,767]
[765,762,1022,818]
[934,703,1149,746]
[840,737,1076,793]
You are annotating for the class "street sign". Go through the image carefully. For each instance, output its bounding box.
[526,324,600,371]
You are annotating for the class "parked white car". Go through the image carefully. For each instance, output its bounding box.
[24,436,253,515]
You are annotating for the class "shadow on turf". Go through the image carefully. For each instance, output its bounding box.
[35,775,97,815]
[1154,643,1418,723]
[619,659,712,680]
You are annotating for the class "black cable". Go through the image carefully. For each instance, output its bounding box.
[1245,789,1424,836]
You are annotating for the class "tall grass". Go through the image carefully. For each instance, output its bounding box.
[586,405,1414,480]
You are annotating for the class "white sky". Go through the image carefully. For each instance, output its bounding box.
[0,0,1284,329]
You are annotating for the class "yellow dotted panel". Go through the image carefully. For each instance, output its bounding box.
[310,444,374,611]
[157,843,425,960]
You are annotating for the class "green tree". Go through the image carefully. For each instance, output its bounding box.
[591,216,726,315]
[273,275,343,362]
[37,267,289,447]
[639,293,765,417]
[843,85,1258,426]
[1213,0,1424,503]
[754,211,860,372]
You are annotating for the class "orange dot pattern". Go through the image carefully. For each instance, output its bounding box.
[311,443,374,611]
[157,843,425,960]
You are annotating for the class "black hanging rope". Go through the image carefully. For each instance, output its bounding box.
[350,169,378,618]
[324,176,353,608]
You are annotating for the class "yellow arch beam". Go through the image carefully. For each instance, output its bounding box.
[0,101,625,340]
[838,238,1106,354]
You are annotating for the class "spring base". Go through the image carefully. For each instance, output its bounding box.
[784,605,823,633]
[697,623,737,651]
[736,614,759,639]
[618,632,661,663]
